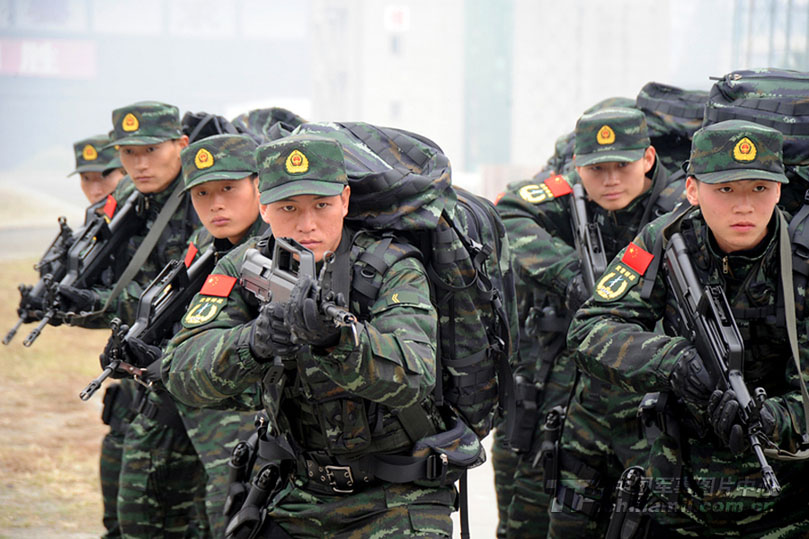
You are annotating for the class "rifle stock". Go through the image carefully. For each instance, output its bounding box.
[664,232,781,495]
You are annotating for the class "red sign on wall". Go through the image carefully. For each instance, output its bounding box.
[0,39,96,79]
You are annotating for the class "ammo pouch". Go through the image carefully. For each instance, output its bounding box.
[605,466,650,539]
[537,405,565,495]
[508,375,541,453]
[101,382,135,432]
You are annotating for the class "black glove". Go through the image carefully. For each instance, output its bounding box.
[707,389,777,455]
[565,274,589,313]
[17,286,45,323]
[670,348,715,406]
[99,324,130,378]
[57,284,99,313]
[125,336,163,368]
[249,302,300,362]
[285,276,342,348]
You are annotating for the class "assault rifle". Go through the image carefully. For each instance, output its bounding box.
[5,216,79,345]
[22,191,143,347]
[240,237,360,383]
[80,246,217,400]
[568,183,607,292]
[664,232,781,495]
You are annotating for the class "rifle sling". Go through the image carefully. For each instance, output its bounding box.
[81,180,186,319]
[768,209,809,460]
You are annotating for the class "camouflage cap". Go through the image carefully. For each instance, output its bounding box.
[107,101,183,147]
[181,134,258,191]
[69,134,120,176]
[574,107,650,167]
[257,134,348,204]
[686,119,788,184]
[102,155,123,176]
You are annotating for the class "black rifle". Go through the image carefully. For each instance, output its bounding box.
[568,183,608,292]
[664,232,781,495]
[5,216,80,345]
[240,237,360,383]
[79,246,217,400]
[22,191,143,347]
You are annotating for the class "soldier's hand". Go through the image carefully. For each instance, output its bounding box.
[249,302,300,362]
[286,276,341,348]
[707,389,746,454]
[565,274,589,313]
[57,284,99,313]
[125,336,163,368]
[670,348,715,405]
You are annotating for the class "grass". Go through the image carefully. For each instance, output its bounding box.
[0,258,109,537]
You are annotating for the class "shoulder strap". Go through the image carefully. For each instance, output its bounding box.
[640,203,696,299]
[770,209,809,458]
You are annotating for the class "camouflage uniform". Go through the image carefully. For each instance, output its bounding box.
[76,102,204,538]
[495,108,685,538]
[169,134,268,538]
[162,135,457,537]
[568,120,809,537]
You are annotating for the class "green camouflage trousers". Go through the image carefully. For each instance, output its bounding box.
[491,427,518,538]
[548,378,649,539]
[177,402,258,538]
[100,380,138,538]
[261,480,456,538]
[117,390,210,538]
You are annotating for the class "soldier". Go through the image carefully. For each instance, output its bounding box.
[56,101,206,537]
[568,120,809,537]
[70,134,127,206]
[162,134,457,537]
[173,133,267,537]
[495,107,684,537]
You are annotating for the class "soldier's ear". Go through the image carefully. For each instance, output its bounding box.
[685,176,700,207]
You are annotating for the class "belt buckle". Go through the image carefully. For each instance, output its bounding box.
[324,464,354,494]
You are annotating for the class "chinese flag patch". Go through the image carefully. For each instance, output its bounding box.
[103,195,117,219]
[543,175,573,197]
[199,274,237,297]
[184,242,198,268]
[621,242,654,275]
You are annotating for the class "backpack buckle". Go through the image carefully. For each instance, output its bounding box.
[325,465,355,493]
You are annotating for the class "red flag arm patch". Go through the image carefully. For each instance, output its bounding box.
[199,274,237,297]
[621,242,654,275]
[543,175,573,198]
[103,195,117,219]
[184,242,198,268]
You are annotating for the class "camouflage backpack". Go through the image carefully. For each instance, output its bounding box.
[292,121,519,441]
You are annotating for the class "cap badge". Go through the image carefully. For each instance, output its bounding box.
[733,137,757,162]
[597,125,616,145]
[195,148,214,169]
[82,144,98,161]
[122,113,139,132]
[286,149,309,174]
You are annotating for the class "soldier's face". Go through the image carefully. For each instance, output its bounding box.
[79,171,120,205]
[576,146,655,211]
[259,186,350,262]
[686,177,781,253]
[190,176,260,245]
[119,136,188,194]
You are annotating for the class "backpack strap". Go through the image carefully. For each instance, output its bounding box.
[640,203,696,299]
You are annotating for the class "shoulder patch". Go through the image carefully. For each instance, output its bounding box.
[518,175,571,205]
[544,174,573,197]
[594,263,641,302]
[184,242,198,268]
[620,242,654,275]
[103,195,117,219]
[182,295,226,328]
[199,274,237,297]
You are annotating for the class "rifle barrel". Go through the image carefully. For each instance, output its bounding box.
[23,314,51,347]
[3,317,24,345]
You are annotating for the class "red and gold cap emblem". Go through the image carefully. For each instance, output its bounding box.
[286,149,309,174]
[122,113,139,132]
[195,148,214,169]
[82,144,98,161]
[597,125,616,145]
[733,137,757,162]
